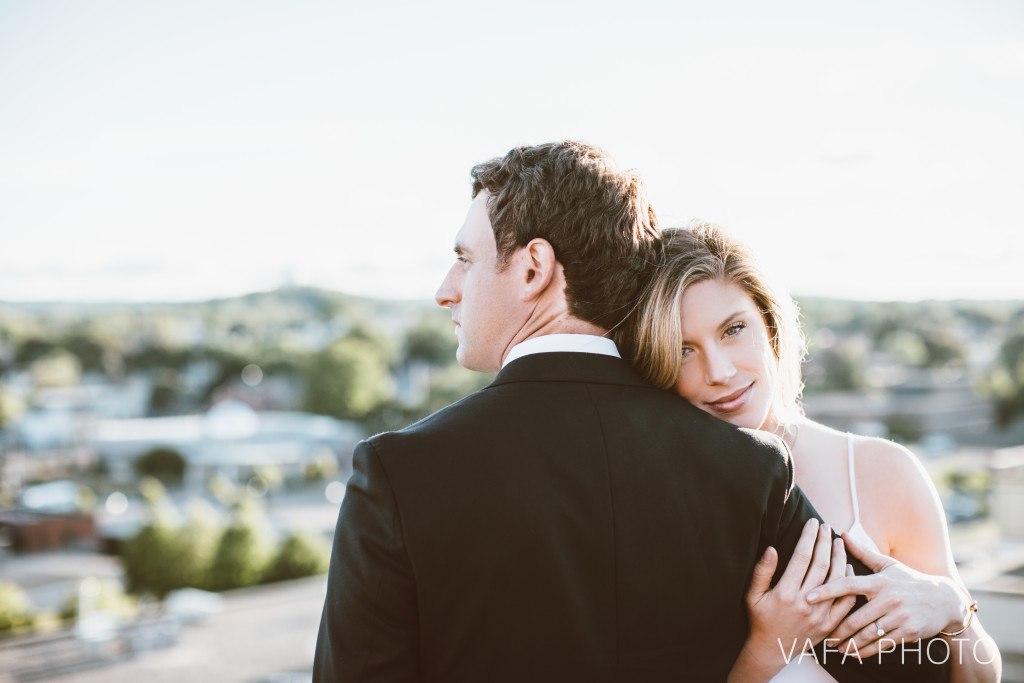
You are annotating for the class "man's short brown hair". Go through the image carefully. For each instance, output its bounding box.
[470,141,660,332]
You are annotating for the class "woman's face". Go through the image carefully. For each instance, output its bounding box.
[673,277,778,431]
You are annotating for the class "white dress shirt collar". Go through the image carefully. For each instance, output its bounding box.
[502,334,621,369]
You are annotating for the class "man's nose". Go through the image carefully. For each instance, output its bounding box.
[704,348,737,385]
[435,266,460,308]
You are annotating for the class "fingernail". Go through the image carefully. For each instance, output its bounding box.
[807,591,818,601]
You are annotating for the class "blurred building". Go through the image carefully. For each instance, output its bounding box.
[992,446,1024,539]
[89,400,363,488]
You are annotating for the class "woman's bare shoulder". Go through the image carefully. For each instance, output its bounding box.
[850,435,927,484]
[850,435,947,549]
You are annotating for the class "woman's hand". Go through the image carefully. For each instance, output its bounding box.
[741,519,858,671]
[804,532,970,659]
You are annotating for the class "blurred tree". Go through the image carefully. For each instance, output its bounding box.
[125,345,192,372]
[207,498,274,591]
[803,343,867,393]
[197,349,247,405]
[121,518,184,599]
[60,578,137,622]
[881,330,929,367]
[986,326,1024,427]
[920,332,966,369]
[15,337,57,366]
[884,414,924,444]
[404,316,457,366]
[177,502,223,590]
[30,350,81,388]
[263,532,331,583]
[422,365,494,415]
[60,332,107,372]
[134,447,186,486]
[303,336,393,420]
[148,381,181,415]
[0,581,33,632]
[304,450,339,482]
[0,385,26,431]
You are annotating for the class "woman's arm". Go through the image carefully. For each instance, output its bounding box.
[728,519,857,682]
[806,440,1001,682]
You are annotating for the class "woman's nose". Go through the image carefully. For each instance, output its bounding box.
[704,349,737,385]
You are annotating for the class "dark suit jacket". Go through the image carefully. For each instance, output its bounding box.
[314,352,947,682]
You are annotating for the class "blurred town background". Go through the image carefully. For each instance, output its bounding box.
[3,0,1022,680]
[1,287,1023,681]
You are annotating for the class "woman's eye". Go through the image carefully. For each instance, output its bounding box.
[681,346,693,358]
[724,322,745,337]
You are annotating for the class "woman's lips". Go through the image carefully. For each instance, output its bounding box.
[705,383,753,414]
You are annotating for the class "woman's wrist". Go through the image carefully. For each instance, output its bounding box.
[940,580,976,635]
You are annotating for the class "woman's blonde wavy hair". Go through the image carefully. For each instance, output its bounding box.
[615,221,807,426]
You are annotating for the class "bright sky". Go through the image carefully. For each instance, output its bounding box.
[2,0,1022,303]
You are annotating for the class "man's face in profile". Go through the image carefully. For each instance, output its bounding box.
[434,191,522,373]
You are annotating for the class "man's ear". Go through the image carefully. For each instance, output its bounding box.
[519,238,558,301]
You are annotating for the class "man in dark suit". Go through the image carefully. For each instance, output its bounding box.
[313,142,948,682]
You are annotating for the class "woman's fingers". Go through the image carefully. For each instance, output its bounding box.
[840,531,893,573]
[827,596,886,646]
[827,565,858,629]
[855,625,904,659]
[839,617,899,658]
[778,518,819,593]
[801,523,834,591]
[806,573,880,603]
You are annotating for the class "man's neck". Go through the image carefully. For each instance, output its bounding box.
[499,315,608,367]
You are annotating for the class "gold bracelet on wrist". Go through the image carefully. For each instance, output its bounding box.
[939,600,978,637]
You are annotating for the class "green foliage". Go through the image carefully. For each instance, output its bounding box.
[303,335,393,420]
[423,365,494,415]
[176,502,224,590]
[135,448,186,485]
[884,414,923,444]
[0,386,26,431]
[206,499,274,591]
[60,332,108,372]
[941,469,992,497]
[122,497,280,597]
[987,326,1024,427]
[30,350,81,388]
[0,581,33,632]
[125,345,192,372]
[15,337,58,366]
[803,343,867,393]
[60,577,137,621]
[263,532,331,583]
[138,476,169,507]
[121,519,184,600]
[404,315,457,366]
[197,351,248,404]
[304,451,339,481]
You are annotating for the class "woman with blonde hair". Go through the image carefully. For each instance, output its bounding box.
[617,222,1000,682]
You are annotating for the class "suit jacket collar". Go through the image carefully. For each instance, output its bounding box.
[489,352,651,389]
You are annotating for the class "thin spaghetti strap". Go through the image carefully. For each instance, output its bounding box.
[847,434,861,525]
